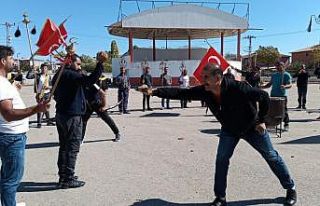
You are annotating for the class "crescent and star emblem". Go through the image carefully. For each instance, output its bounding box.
[207,56,221,65]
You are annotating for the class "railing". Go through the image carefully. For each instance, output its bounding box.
[118,0,250,22]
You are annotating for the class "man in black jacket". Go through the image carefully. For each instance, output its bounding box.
[139,63,297,206]
[82,81,121,142]
[293,64,309,109]
[140,67,153,111]
[52,52,107,189]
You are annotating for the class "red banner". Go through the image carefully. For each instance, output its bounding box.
[193,47,230,82]
[36,19,67,56]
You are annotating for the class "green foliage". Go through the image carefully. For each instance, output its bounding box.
[291,61,303,72]
[256,46,281,67]
[110,40,120,58]
[133,45,139,49]
[313,46,320,66]
[80,54,112,73]
[81,55,96,72]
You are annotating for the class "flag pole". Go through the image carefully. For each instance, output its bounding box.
[48,43,74,101]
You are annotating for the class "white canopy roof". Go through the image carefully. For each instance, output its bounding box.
[108,4,249,40]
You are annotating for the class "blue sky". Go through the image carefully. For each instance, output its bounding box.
[1,0,320,60]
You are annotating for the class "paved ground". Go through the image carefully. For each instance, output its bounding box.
[15,84,320,206]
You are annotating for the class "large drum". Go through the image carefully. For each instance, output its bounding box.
[265,97,286,127]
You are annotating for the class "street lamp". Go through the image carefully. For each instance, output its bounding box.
[14,13,37,66]
[307,14,320,32]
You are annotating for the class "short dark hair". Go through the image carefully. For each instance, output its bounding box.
[70,54,81,63]
[40,62,49,69]
[0,45,14,60]
[275,61,285,67]
[203,63,223,77]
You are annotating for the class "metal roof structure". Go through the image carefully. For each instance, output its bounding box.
[108,3,249,40]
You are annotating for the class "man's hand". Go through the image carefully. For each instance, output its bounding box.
[13,81,22,90]
[137,85,153,95]
[255,123,266,135]
[97,51,108,63]
[35,101,50,113]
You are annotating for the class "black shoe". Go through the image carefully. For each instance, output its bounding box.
[147,108,153,111]
[285,189,297,205]
[61,179,85,189]
[123,111,130,114]
[37,123,42,128]
[302,105,306,110]
[211,197,227,206]
[58,176,78,185]
[47,121,55,126]
[113,133,121,142]
[295,106,301,109]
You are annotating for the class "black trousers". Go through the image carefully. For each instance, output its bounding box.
[82,102,119,140]
[297,86,308,107]
[118,89,129,112]
[36,93,51,124]
[143,94,151,110]
[180,99,188,108]
[56,113,82,180]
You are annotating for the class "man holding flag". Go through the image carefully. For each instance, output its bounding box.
[52,51,108,189]
[138,49,297,205]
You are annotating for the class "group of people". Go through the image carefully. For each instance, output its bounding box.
[114,65,192,112]
[0,43,304,206]
[0,46,124,205]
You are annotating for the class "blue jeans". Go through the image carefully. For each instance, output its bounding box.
[214,130,294,197]
[0,133,26,206]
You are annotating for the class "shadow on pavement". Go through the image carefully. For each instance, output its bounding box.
[281,135,320,144]
[26,142,59,149]
[199,129,221,135]
[130,197,285,206]
[83,139,114,143]
[140,112,180,117]
[18,182,60,192]
[289,118,319,122]
[26,139,113,149]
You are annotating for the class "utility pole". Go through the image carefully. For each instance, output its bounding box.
[243,35,256,69]
[1,22,15,46]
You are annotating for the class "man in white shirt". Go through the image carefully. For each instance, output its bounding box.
[35,63,54,127]
[0,45,49,206]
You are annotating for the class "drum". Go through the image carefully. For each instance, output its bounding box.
[265,97,285,127]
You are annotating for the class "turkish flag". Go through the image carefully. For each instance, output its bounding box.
[193,47,230,82]
[36,19,67,56]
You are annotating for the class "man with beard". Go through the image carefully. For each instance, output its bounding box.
[138,63,297,206]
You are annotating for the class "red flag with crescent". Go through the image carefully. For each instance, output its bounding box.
[193,47,230,82]
[36,19,67,56]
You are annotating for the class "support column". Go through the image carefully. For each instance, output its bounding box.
[237,29,241,61]
[188,36,191,60]
[220,32,224,56]
[153,32,156,61]
[128,30,133,63]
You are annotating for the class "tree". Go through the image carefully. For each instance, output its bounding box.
[313,46,320,67]
[81,55,96,72]
[110,40,119,58]
[256,46,281,67]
